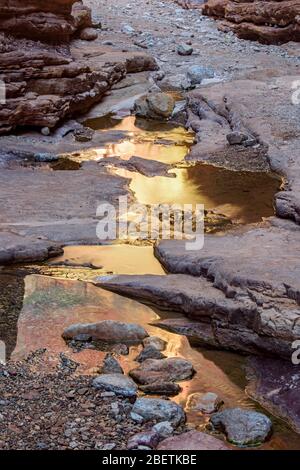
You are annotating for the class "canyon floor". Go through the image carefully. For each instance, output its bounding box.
[1,0,300,451]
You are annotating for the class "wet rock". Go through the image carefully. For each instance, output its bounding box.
[186,392,223,414]
[62,320,148,344]
[143,336,167,351]
[92,374,137,398]
[135,346,166,363]
[101,354,124,374]
[187,65,215,85]
[210,408,272,446]
[139,382,181,396]
[157,430,230,450]
[177,44,193,56]
[79,28,98,41]
[134,92,175,120]
[131,398,185,426]
[127,430,160,450]
[129,357,194,384]
[152,421,174,438]
[246,356,300,434]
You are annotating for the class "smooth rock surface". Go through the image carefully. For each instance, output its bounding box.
[211,408,272,446]
[92,374,137,398]
[186,392,223,414]
[129,357,194,384]
[131,398,185,426]
[158,430,230,450]
[63,320,148,343]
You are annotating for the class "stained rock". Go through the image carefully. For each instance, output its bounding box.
[92,374,137,398]
[203,0,300,45]
[246,356,300,434]
[143,336,167,351]
[131,398,185,426]
[157,430,230,450]
[129,357,194,384]
[127,430,160,450]
[62,320,148,344]
[139,382,182,396]
[210,408,272,446]
[101,354,124,375]
[186,392,223,414]
[135,345,166,363]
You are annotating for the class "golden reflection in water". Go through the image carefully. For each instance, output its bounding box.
[11,273,300,450]
[86,115,194,164]
[50,245,165,275]
[116,164,280,224]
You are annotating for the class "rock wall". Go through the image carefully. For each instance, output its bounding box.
[203,0,300,44]
[0,0,157,134]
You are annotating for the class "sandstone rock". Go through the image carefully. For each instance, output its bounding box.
[143,336,167,351]
[210,408,272,446]
[131,398,185,426]
[159,74,192,92]
[127,430,160,450]
[0,1,157,134]
[135,345,166,363]
[186,392,223,414]
[129,357,194,384]
[62,320,148,344]
[203,0,300,44]
[134,93,175,120]
[79,28,98,41]
[139,382,182,396]
[246,356,300,434]
[0,232,63,265]
[157,430,230,450]
[92,374,137,398]
[101,354,124,375]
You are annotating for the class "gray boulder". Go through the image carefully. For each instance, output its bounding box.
[92,374,137,398]
[210,408,272,446]
[101,354,124,374]
[187,65,215,85]
[131,398,185,426]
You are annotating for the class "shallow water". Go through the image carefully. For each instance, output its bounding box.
[1,266,300,450]
[116,164,280,224]
[85,115,194,164]
[85,115,280,225]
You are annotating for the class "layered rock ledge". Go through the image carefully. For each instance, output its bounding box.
[203,1,300,44]
[0,0,157,134]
